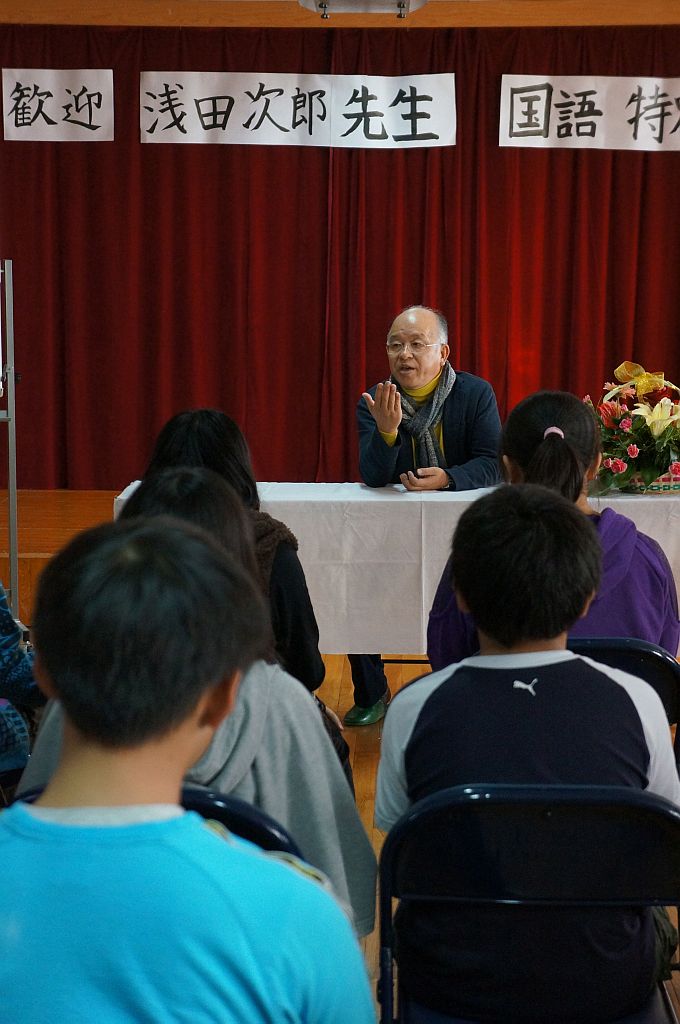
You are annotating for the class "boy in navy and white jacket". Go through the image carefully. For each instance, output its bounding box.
[377,483,680,1024]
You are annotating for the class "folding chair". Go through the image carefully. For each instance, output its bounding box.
[180,785,302,856]
[16,784,302,857]
[0,766,25,806]
[378,784,680,1024]
[568,637,680,766]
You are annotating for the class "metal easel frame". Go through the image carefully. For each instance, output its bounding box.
[0,261,19,619]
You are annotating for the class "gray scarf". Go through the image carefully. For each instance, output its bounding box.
[396,361,456,469]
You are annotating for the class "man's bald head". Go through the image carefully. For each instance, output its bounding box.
[388,306,448,348]
[386,306,450,390]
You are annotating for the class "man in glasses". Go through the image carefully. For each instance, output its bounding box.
[357,304,501,492]
[344,305,502,727]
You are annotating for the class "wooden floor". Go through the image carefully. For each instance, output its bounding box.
[3,490,680,1013]
[317,653,429,986]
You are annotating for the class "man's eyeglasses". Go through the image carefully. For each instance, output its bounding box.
[386,341,442,356]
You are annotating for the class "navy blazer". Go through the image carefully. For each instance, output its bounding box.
[357,370,502,491]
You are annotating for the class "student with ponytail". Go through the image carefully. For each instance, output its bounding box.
[427,390,680,670]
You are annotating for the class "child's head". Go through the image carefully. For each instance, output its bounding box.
[120,466,274,657]
[451,484,601,648]
[120,466,259,583]
[145,409,260,510]
[501,391,601,503]
[31,517,268,747]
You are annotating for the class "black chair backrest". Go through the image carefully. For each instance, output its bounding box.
[15,784,302,858]
[378,785,680,1023]
[567,637,680,725]
[380,784,680,910]
[0,766,25,807]
[180,786,302,856]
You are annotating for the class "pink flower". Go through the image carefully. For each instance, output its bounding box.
[626,444,639,458]
[620,417,632,432]
[603,457,613,469]
[613,458,628,474]
[670,462,680,476]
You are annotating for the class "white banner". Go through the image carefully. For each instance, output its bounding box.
[500,75,680,151]
[2,69,114,141]
[140,71,456,148]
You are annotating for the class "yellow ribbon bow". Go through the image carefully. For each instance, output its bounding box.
[614,361,666,398]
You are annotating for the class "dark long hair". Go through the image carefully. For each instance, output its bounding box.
[120,466,273,659]
[145,409,260,510]
[120,465,259,583]
[501,391,601,503]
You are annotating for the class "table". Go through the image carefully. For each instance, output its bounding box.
[257,483,680,655]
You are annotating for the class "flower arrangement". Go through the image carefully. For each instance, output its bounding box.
[585,361,680,494]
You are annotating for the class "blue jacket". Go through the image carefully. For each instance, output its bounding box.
[357,369,502,490]
[0,584,40,770]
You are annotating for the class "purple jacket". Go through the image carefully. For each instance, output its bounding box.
[427,506,680,670]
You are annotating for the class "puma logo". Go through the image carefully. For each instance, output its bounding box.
[513,678,538,696]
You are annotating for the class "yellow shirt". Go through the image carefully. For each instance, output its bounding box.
[380,370,445,462]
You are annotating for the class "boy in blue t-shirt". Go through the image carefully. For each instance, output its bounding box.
[0,517,375,1023]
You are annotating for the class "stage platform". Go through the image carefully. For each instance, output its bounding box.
[0,490,117,623]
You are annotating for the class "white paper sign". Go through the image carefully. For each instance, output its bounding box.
[2,69,114,141]
[141,71,456,148]
[500,75,680,151]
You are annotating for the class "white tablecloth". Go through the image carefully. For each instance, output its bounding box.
[258,483,680,655]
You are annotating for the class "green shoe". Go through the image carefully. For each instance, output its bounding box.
[343,689,391,727]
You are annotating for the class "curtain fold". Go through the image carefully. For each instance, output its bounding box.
[1,24,679,487]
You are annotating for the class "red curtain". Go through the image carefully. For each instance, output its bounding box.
[1,25,680,487]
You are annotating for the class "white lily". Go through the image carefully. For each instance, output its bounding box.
[632,398,680,438]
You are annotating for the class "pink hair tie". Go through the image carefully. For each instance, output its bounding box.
[543,426,564,439]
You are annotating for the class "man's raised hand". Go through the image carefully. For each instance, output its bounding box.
[362,381,402,435]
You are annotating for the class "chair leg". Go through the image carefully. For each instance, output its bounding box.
[0,767,24,806]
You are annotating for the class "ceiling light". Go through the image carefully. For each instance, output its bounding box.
[298,0,427,19]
